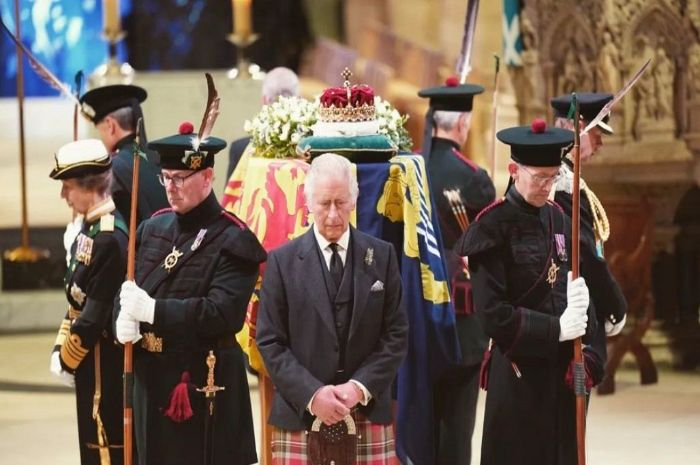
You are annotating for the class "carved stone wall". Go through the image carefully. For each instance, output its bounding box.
[517,0,699,151]
[518,0,700,367]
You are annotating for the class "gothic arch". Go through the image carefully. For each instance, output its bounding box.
[625,3,689,57]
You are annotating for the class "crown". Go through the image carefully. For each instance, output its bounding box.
[318,68,376,123]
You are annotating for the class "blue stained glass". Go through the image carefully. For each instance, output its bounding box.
[0,0,131,97]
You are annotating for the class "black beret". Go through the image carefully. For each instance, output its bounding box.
[497,120,574,167]
[148,122,227,171]
[550,92,614,134]
[80,84,147,124]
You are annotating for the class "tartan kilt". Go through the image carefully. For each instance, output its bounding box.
[271,413,399,465]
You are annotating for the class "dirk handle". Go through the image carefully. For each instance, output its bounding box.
[197,350,226,397]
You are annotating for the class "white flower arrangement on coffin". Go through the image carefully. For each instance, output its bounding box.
[244,96,319,159]
[373,96,413,152]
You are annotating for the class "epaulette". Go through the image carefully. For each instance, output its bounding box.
[100,213,115,232]
[222,210,246,229]
[450,147,478,172]
[475,197,506,222]
[151,207,173,218]
[87,215,127,238]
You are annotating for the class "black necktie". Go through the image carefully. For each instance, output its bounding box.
[329,243,343,288]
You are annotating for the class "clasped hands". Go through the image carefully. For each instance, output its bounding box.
[311,382,364,426]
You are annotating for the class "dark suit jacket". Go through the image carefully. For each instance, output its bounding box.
[257,227,408,431]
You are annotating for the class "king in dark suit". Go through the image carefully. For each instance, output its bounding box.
[256,153,408,465]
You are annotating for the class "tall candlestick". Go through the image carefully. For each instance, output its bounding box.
[103,0,121,35]
[232,0,252,38]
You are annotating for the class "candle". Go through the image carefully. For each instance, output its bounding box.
[232,0,252,38]
[103,0,121,34]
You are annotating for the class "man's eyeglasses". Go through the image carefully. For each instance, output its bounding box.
[157,171,199,188]
[518,164,561,187]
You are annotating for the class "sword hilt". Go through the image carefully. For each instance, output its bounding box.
[197,350,226,399]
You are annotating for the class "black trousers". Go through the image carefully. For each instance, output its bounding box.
[434,363,481,465]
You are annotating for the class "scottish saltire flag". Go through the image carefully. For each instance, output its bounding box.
[503,0,524,66]
[223,153,460,465]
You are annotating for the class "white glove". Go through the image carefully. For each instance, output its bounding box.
[116,312,142,344]
[120,281,155,324]
[560,272,589,342]
[566,271,590,310]
[605,314,627,337]
[50,351,75,387]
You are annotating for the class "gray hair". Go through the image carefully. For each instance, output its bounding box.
[433,110,467,131]
[304,153,359,205]
[262,67,300,102]
[78,170,113,196]
[108,106,135,131]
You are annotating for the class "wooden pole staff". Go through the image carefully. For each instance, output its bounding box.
[570,93,586,465]
[13,0,29,253]
[489,55,500,180]
[123,118,143,465]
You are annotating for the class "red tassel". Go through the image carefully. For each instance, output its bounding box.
[163,371,193,422]
[479,346,493,390]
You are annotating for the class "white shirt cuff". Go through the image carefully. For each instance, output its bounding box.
[350,379,372,406]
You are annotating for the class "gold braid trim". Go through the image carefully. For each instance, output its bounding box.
[54,319,71,347]
[61,333,88,370]
[582,185,610,243]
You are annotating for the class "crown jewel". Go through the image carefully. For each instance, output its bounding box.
[318,68,376,123]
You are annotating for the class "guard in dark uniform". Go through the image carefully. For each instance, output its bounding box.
[456,120,602,465]
[551,93,627,338]
[114,121,267,465]
[49,139,128,465]
[418,78,496,464]
[80,84,168,227]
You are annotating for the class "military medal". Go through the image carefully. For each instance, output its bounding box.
[75,233,93,265]
[163,246,184,272]
[191,228,207,251]
[70,283,86,306]
[546,259,560,287]
[554,234,568,262]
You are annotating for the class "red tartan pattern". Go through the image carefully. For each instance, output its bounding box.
[270,413,398,465]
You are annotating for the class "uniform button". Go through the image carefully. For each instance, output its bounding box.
[335,322,342,328]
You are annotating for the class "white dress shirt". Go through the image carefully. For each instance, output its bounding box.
[313,224,350,270]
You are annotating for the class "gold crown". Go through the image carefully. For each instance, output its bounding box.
[318,103,376,122]
[318,67,376,123]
